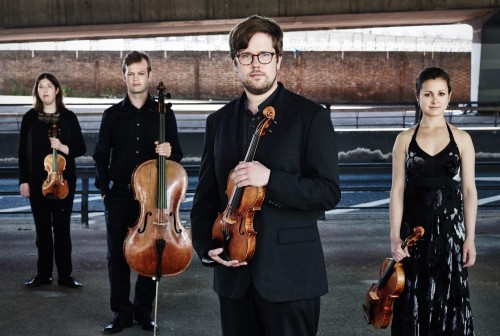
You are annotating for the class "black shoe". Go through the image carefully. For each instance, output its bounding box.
[58,276,83,288]
[135,318,156,331]
[102,317,133,334]
[24,275,52,287]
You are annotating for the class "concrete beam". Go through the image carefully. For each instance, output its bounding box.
[0,0,498,43]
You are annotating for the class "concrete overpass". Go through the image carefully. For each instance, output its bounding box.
[1,0,500,101]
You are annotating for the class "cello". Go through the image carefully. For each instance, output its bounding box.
[42,123,69,200]
[363,225,425,329]
[123,82,192,333]
[124,82,192,277]
[212,106,275,262]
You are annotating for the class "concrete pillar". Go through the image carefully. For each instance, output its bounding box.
[468,10,499,103]
[478,10,500,103]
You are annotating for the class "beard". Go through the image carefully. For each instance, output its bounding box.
[242,73,277,95]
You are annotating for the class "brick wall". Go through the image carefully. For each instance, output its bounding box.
[0,50,470,102]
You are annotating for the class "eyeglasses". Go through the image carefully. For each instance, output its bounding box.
[236,52,276,65]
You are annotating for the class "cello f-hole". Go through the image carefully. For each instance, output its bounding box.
[170,212,182,234]
[138,212,152,233]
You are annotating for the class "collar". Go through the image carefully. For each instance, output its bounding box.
[121,94,156,111]
[241,83,282,116]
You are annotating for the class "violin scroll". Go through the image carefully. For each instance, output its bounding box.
[402,226,425,249]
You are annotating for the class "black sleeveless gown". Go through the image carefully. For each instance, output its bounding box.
[391,123,474,335]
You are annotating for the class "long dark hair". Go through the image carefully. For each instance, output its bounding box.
[415,67,452,95]
[32,72,65,114]
[415,67,452,121]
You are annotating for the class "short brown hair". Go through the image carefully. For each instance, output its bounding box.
[122,51,152,75]
[229,15,283,60]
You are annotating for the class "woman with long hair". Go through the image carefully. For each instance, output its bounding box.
[389,67,477,335]
[19,72,86,288]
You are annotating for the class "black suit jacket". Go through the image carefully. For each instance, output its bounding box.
[191,83,341,302]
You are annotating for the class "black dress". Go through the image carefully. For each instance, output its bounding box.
[391,123,474,335]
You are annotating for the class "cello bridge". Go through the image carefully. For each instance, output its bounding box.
[153,221,168,226]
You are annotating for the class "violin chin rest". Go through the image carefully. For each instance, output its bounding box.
[44,193,57,200]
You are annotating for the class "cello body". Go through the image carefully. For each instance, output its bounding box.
[123,82,192,278]
[124,159,192,277]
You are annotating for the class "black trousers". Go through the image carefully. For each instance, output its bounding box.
[219,283,321,336]
[29,178,76,280]
[104,185,155,320]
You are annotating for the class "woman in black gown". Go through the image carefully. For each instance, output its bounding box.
[389,67,477,335]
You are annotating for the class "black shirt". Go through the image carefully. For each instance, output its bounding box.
[93,95,183,196]
[239,85,280,158]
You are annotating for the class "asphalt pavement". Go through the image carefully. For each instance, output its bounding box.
[0,210,499,336]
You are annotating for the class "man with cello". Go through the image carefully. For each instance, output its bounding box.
[191,15,341,336]
[93,51,183,334]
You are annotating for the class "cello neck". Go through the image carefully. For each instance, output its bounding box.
[157,82,168,210]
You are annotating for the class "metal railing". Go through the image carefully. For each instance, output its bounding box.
[1,101,499,131]
[1,161,499,226]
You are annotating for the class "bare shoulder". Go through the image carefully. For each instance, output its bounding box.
[449,124,473,145]
[396,126,416,143]
[393,126,416,152]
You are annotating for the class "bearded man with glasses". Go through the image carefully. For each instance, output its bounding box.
[191,15,341,336]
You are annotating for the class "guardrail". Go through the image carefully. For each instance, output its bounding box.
[1,101,499,131]
[1,162,499,226]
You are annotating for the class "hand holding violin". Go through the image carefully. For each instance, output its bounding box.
[208,248,248,267]
[233,161,270,188]
[391,238,410,262]
[49,137,68,155]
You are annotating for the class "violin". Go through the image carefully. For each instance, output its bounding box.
[212,106,276,262]
[124,82,192,278]
[363,226,425,329]
[42,123,69,200]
